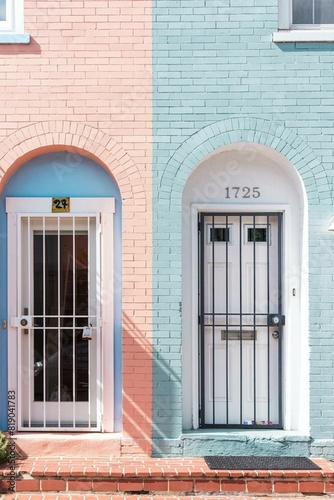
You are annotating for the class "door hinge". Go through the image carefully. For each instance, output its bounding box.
[198,220,201,232]
[198,315,201,325]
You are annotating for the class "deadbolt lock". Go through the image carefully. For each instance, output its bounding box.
[20,318,28,327]
[269,314,285,326]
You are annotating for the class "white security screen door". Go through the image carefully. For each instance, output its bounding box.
[199,212,283,428]
[7,198,115,431]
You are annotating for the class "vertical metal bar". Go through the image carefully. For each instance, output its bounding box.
[87,216,91,428]
[225,216,229,425]
[267,215,271,424]
[96,214,102,430]
[277,213,283,427]
[27,217,31,428]
[253,215,256,424]
[200,213,205,425]
[72,216,76,428]
[17,214,23,429]
[42,217,46,428]
[212,215,215,425]
[239,215,243,424]
[57,216,61,428]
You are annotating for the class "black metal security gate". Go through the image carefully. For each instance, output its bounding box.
[198,212,283,429]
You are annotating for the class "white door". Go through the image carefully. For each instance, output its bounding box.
[200,213,283,428]
[7,198,115,431]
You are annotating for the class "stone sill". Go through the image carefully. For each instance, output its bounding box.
[0,33,30,44]
[273,30,334,42]
[182,429,311,441]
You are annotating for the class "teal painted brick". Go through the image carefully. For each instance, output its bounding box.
[153,0,334,451]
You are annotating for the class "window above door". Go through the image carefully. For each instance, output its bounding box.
[273,0,334,42]
[0,0,30,44]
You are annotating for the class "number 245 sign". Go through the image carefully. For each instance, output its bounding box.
[52,197,70,212]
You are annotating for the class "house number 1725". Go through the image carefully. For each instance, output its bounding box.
[225,187,261,199]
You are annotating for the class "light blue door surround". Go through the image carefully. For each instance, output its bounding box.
[0,152,122,432]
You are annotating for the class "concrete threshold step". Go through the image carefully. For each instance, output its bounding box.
[1,458,334,496]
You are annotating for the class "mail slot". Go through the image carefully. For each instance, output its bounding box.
[221,329,257,341]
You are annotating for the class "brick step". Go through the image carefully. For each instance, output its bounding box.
[8,497,334,500]
[1,458,334,496]
[7,496,334,500]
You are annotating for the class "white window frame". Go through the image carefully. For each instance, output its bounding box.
[0,0,30,44]
[0,0,23,33]
[273,0,334,42]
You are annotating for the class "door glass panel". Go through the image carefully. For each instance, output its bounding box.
[246,226,269,243]
[33,231,89,403]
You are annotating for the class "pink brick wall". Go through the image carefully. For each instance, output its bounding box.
[0,0,152,455]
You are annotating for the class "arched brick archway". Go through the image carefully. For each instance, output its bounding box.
[0,121,152,455]
[0,121,146,205]
[153,117,326,455]
[159,117,330,206]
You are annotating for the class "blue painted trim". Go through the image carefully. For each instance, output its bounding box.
[0,33,30,44]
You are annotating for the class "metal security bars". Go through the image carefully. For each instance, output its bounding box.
[198,213,283,429]
[18,214,101,431]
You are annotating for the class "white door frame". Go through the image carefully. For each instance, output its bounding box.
[7,197,115,432]
[188,202,308,431]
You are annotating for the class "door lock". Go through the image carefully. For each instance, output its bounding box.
[272,330,279,339]
[82,325,93,340]
[11,316,33,328]
[269,314,285,326]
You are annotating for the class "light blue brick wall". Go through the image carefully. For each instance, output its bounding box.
[153,0,334,456]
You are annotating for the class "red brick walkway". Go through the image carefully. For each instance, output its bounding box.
[3,456,333,477]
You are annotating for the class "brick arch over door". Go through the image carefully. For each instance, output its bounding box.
[0,121,146,205]
[0,121,152,455]
[159,117,330,207]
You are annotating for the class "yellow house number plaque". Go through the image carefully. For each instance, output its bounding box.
[52,197,70,213]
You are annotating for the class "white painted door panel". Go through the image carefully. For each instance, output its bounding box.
[201,213,282,427]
